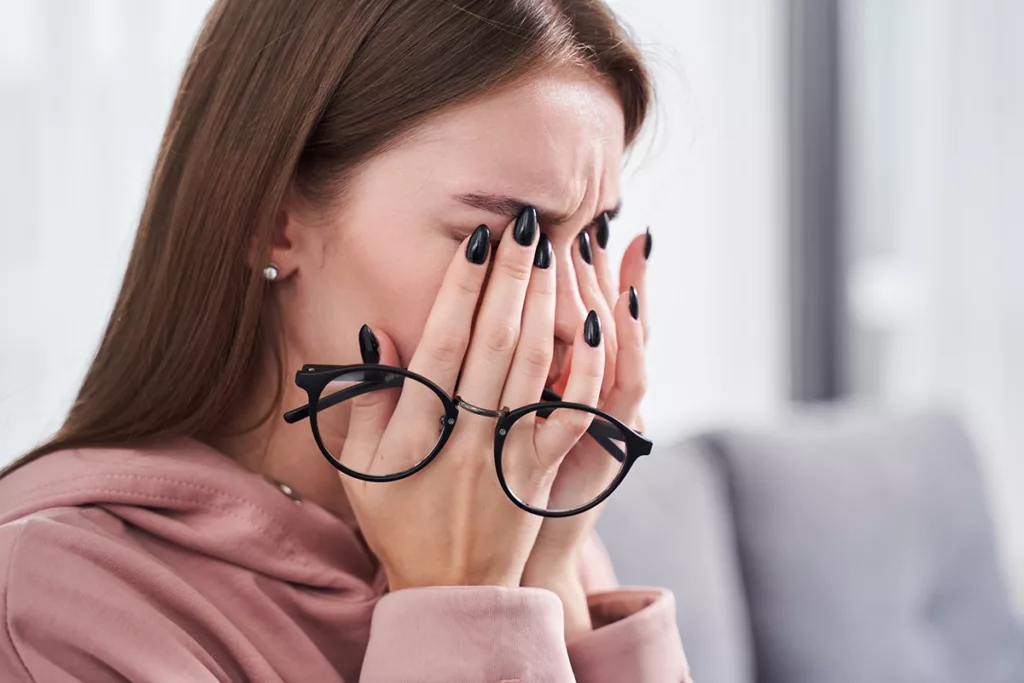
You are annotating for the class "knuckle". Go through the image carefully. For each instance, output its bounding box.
[618,371,648,401]
[556,409,594,441]
[578,357,604,380]
[481,319,520,355]
[453,271,482,297]
[395,434,442,465]
[519,342,553,378]
[583,281,604,304]
[531,269,557,296]
[614,368,647,405]
[634,372,648,397]
[429,330,469,365]
[497,258,532,283]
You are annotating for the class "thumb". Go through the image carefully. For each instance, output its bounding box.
[339,324,402,474]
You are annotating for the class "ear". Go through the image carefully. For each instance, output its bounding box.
[248,185,305,281]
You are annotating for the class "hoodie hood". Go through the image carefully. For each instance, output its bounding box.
[0,439,379,591]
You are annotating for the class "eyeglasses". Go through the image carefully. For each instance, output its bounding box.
[284,364,653,517]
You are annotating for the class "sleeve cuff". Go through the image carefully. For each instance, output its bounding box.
[360,585,576,683]
[567,588,692,683]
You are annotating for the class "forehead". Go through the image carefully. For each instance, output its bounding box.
[394,70,626,219]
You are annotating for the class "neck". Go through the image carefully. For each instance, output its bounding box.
[212,370,358,526]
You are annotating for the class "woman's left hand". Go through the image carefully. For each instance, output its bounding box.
[520,220,650,638]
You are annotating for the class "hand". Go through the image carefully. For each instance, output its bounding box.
[522,221,650,636]
[335,207,608,591]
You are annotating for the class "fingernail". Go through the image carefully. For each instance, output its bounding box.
[628,286,639,320]
[466,224,490,264]
[358,324,380,364]
[514,206,538,247]
[644,227,652,260]
[584,310,601,347]
[596,212,610,249]
[533,233,552,269]
[578,230,593,265]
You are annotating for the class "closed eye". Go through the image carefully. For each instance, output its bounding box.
[606,201,622,220]
[451,228,505,247]
[451,197,619,243]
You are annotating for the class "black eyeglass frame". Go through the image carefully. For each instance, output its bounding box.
[284,363,653,517]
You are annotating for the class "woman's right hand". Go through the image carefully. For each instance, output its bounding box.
[337,207,605,590]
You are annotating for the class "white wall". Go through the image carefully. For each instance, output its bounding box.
[610,0,788,437]
[1,1,218,460]
[843,0,1024,608]
[0,0,789,461]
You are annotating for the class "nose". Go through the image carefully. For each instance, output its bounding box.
[553,238,588,345]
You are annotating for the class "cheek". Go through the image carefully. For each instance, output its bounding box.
[320,229,455,364]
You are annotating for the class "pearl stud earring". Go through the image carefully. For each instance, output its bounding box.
[263,264,280,281]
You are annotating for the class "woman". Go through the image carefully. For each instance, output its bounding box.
[0,1,690,681]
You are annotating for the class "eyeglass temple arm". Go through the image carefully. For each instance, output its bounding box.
[283,372,404,424]
[535,390,627,463]
[284,378,629,463]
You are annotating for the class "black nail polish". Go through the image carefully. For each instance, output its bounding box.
[628,286,639,320]
[534,233,552,269]
[644,227,652,260]
[514,206,538,246]
[596,212,610,249]
[466,224,490,264]
[358,324,380,364]
[578,230,593,265]
[584,310,601,347]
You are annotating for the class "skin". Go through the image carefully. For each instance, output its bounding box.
[219,68,650,639]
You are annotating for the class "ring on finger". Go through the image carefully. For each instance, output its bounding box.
[453,395,510,419]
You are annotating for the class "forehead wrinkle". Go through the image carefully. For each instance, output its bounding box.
[452,107,621,231]
[460,161,618,228]
[550,138,608,233]
[455,192,577,228]
[581,140,607,231]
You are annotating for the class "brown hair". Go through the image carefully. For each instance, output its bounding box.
[4,0,652,477]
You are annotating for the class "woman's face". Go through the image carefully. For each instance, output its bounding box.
[275,69,625,392]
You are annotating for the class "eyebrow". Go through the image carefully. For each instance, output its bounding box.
[455,192,621,228]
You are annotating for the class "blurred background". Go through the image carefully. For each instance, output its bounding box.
[1,0,1022,677]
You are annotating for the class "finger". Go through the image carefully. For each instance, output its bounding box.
[500,232,556,411]
[574,231,617,401]
[536,309,605,461]
[405,224,491,401]
[596,287,646,430]
[618,228,650,342]
[338,325,403,475]
[590,212,619,306]
[455,206,540,417]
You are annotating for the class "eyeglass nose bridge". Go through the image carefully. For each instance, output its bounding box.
[452,396,510,419]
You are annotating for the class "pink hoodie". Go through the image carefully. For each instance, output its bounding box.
[0,440,690,682]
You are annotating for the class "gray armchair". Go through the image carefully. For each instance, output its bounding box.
[598,411,1024,683]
